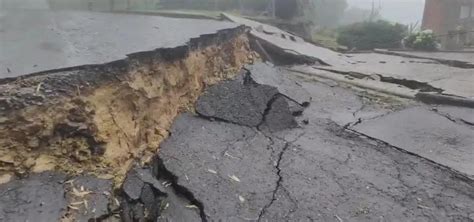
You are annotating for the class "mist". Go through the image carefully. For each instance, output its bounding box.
[347,0,425,24]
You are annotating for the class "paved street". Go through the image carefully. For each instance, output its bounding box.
[0,7,236,78]
[225,14,474,99]
[155,63,474,221]
[379,50,474,66]
[328,53,474,98]
[0,11,473,222]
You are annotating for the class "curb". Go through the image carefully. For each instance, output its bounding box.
[287,68,417,99]
[288,68,474,108]
[415,93,474,108]
[373,49,474,69]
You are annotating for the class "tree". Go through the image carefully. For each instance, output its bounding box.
[275,0,298,19]
[337,20,407,50]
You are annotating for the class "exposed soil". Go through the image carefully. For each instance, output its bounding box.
[0,26,257,184]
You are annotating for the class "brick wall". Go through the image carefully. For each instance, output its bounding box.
[422,0,447,33]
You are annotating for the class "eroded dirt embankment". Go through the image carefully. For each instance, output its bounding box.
[0,26,257,183]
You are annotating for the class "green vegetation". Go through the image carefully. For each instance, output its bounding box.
[404,30,438,51]
[336,20,407,50]
[311,29,344,50]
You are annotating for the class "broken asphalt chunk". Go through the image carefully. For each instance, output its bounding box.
[122,169,146,201]
[261,96,298,132]
[246,63,312,106]
[196,74,279,127]
[65,175,113,222]
[120,167,167,222]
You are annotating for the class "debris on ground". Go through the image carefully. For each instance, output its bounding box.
[1,12,474,222]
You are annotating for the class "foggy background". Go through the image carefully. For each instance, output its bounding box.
[0,0,426,25]
[347,0,425,24]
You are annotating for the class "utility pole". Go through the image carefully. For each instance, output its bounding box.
[110,0,114,11]
[271,0,276,18]
[239,0,244,15]
[370,0,377,21]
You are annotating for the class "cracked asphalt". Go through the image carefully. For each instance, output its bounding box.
[1,11,474,220]
[1,62,473,221]
[226,14,474,99]
[155,63,474,221]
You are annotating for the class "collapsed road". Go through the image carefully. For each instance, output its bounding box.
[1,9,474,222]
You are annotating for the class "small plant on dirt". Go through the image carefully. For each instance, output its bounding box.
[403,30,438,51]
[336,20,407,50]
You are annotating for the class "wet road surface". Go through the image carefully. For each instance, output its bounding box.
[353,106,474,177]
[379,50,474,66]
[0,9,236,78]
[1,63,474,221]
[154,64,474,221]
[1,10,474,220]
[225,14,474,99]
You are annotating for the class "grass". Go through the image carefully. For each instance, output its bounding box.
[311,28,347,51]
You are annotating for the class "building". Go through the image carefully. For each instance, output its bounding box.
[422,0,474,49]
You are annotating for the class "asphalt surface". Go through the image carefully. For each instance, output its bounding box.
[1,63,474,221]
[353,106,474,177]
[332,53,474,99]
[223,13,353,66]
[0,8,237,78]
[1,11,474,221]
[156,63,474,221]
[382,50,474,66]
[0,172,115,222]
[0,172,67,222]
[225,14,474,99]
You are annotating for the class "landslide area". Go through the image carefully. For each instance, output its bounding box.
[0,26,258,184]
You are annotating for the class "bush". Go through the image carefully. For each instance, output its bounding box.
[404,30,438,51]
[337,20,407,50]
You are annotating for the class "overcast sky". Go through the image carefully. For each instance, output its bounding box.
[347,0,426,24]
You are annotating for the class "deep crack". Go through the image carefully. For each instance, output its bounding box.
[460,119,474,126]
[314,67,444,93]
[374,50,474,69]
[431,108,474,127]
[343,128,474,183]
[257,142,290,221]
[152,156,208,222]
[257,94,284,130]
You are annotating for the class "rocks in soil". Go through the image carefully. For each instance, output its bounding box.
[0,63,309,222]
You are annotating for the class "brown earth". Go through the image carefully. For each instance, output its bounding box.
[0,27,257,184]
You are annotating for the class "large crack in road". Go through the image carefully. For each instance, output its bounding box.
[150,63,474,221]
[2,17,474,221]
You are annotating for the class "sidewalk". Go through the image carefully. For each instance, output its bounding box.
[224,14,474,107]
